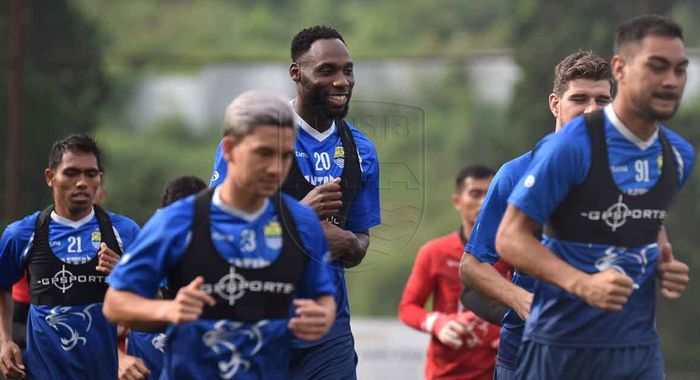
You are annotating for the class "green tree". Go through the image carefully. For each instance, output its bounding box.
[0,0,108,223]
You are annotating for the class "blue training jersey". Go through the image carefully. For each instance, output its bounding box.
[127,331,167,380]
[209,114,381,348]
[466,152,537,369]
[0,209,140,380]
[108,188,337,379]
[508,105,695,348]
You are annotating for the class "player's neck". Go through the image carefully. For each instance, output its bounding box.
[53,203,93,222]
[294,100,334,133]
[219,179,266,213]
[612,99,658,141]
[461,222,473,241]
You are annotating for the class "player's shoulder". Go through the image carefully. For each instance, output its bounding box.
[2,211,40,240]
[534,117,589,157]
[105,211,141,231]
[345,121,377,153]
[419,231,460,254]
[661,126,695,159]
[498,152,532,181]
[149,194,197,227]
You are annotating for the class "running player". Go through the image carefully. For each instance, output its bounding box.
[399,165,507,380]
[497,15,694,379]
[209,25,380,379]
[104,91,337,379]
[459,50,614,379]
[123,175,207,380]
[0,134,140,379]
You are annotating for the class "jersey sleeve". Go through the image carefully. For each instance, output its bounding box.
[288,200,337,299]
[209,139,227,188]
[663,127,696,188]
[467,163,518,264]
[108,204,193,298]
[344,134,381,232]
[110,214,141,251]
[0,214,37,288]
[508,125,590,224]
[398,242,435,331]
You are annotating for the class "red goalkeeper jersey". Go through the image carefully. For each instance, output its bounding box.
[399,230,511,380]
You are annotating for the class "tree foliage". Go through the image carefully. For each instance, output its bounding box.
[0,0,108,223]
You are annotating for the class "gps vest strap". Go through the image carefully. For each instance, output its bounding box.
[282,119,362,228]
[543,110,678,246]
[28,205,121,306]
[168,189,307,321]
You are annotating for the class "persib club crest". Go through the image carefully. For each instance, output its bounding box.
[333,146,345,168]
[264,219,283,250]
[91,231,101,249]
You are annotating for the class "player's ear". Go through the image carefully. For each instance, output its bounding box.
[45,168,55,187]
[290,62,301,82]
[451,193,461,211]
[548,93,560,119]
[611,54,625,83]
[221,136,239,163]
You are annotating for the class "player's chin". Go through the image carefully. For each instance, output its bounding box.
[649,100,679,120]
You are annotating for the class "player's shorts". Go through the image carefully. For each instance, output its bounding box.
[515,340,664,380]
[291,333,357,380]
[493,361,517,380]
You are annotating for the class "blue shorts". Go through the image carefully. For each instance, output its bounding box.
[291,334,357,380]
[494,361,517,380]
[516,340,664,380]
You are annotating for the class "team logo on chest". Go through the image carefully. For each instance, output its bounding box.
[90,231,101,249]
[579,194,666,232]
[333,146,345,168]
[263,219,283,250]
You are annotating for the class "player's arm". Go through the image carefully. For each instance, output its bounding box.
[459,287,509,325]
[496,206,634,311]
[0,223,30,379]
[288,295,336,341]
[0,288,25,378]
[656,226,689,299]
[398,244,467,349]
[398,244,435,331]
[104,276,215,331]
[460,253,532,321]
[322,222,369,268]
[287,210,338,341]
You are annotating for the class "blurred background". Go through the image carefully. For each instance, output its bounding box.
[2,0,700,378]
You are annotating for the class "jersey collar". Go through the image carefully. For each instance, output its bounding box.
[212,186,269,223]
[50,208,95,229]
[291,98,337,142]
[604,104,659,151]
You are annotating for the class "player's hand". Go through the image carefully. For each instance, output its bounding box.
[0,339,25,379]
[320,221,358,262]
[572,269,634,311]
[288,299,335,341]
[164,276,216,324]
[430,313,466,349]
[657,242,689,299]
[300,178,343,219]
[118,350,151,380]
[96,242,120,274]
[508,288,533,321]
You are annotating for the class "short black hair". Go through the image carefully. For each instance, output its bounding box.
[161,175,207,207]
[614,14,683,54]
[48,134,102,171]
[455,165,495,192]
[291,25,345,62]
